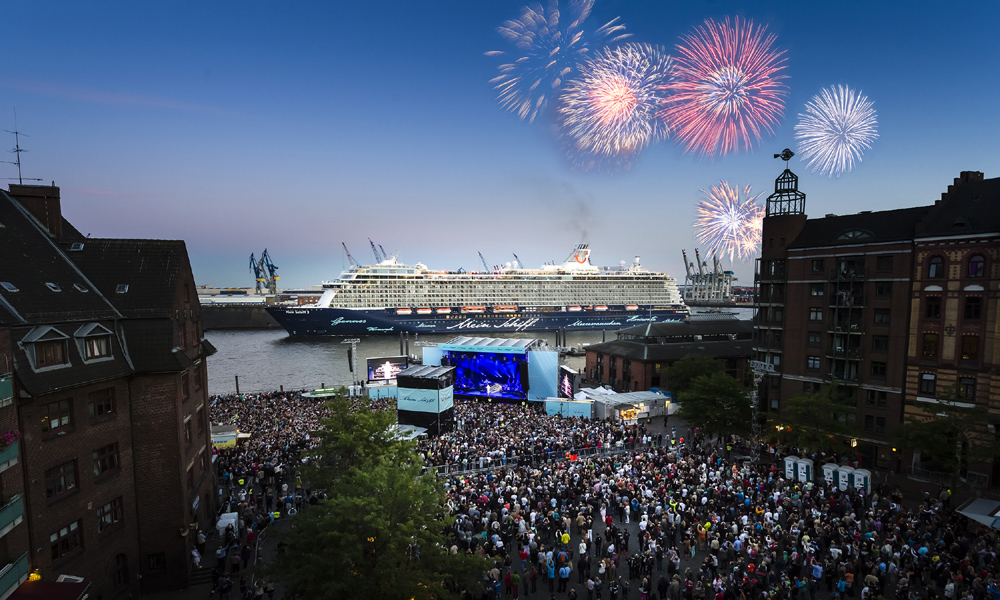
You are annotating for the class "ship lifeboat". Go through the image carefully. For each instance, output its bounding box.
[595,305,608,311]
[493,305,518,312]
[625,305,639,311]
[568,306,582,312]
[436,307,452,314]
[396,308,413,315]
[416,308,432,315]
[461,306,486,313]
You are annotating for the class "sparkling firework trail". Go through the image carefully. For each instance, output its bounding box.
[694,181,765,263]
[486,0,630,123]
[794,85,878,177]
[660,17,788,157]
[558,43,673,160]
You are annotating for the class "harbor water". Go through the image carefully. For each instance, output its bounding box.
[205,308,754,394]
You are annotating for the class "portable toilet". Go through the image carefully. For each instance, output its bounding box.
[838,465,855,491]
[796,457,814,483]
[784,456,799,480]
[852,468,872,493]
[821,463,839,485]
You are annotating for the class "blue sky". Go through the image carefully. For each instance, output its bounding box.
[3,1,999,288]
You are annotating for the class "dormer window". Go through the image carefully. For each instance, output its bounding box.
[0,282,17,293]
[45,282,62,292]
[22,326,71,370]
[75,323,114,362]
[73,284,89,293]
[837,229,873,241]
[116,284,128,294]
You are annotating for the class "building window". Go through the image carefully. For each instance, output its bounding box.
[809,308,823,322]
[864,415,874,432]
[772,308,783,323]
[875,282,891,298]
[807,356,820,370]
[866,390,887,408]
[874,310,890,325]
[807,332,821,347]
[968,254,985,278]
[41,399,73,433]
[97,497,124,533]
[109,553,129,589]
[876,417,886,433]
[36,340,68,368]
[925,297,941,319]
[928,256,944,279]
[197,408,206,437]
[957,335,978,361]
[93,443,120,477]
[88,388,116,419]
[148,553,166,572]
[872,335,888,354]
[187,466,195,490]
[811,259,824,273]
[921,333,939,358]
[810,283,824,297]
[50,520,82,560]
[84,335,111,360]
[959,377,976,401]
[45,461,77,499]
[919,373,936,395]
[877,256,893,272]
[184,419,193,446]
[194,363,203,390]
[964,297,982,320]
[870,362,887,379]
[182,372,190,401]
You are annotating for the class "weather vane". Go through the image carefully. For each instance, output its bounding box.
[773,148,794,166]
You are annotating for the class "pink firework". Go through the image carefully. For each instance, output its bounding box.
[660,17,788,157]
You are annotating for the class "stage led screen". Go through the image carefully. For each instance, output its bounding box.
[448,351,528,401]
[558,365,576,399]
[367,355,408,382]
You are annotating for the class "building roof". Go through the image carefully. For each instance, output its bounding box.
[0,190,121,325]
[59,238,191,316]
[399,365,455,379]
[787,206,932,250]
[586,339,753,363]
[10,581,91,600]
[916,176,1000,238]
[616,318,753,340]
[440,336,541,354]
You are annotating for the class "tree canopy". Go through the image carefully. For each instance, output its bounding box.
[271,395,488,600]
[769,384,861,454]
[676,371,752,438]
[666,353,721,399]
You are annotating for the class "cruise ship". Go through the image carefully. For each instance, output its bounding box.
[266,244,688,336]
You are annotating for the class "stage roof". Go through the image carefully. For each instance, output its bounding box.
[440,336,541,354]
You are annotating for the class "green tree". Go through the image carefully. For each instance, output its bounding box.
[894,385,1000,487]
[769,384,860,454]
[666,354,721,399]
[271,395,489,600]
[677,371,751,438]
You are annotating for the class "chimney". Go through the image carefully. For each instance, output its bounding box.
[8,183,62,237]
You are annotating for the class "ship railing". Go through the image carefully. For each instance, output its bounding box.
[421,438,672,477]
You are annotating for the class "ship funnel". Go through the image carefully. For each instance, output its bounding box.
[633,256,641,267]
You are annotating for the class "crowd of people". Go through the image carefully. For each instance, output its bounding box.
[208,392,1000,600]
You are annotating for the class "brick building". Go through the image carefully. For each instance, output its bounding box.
[754,167,1000,482]
[0,184,216,597]
[584,316,753,392]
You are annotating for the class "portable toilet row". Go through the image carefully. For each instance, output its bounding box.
[823,464,872,493]
[782,456,814,483]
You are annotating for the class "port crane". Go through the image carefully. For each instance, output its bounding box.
[513,253,524,269]
[478,251,491,272]
[249,249,280,295]
[342,242,358,268]
[368,238,385,263]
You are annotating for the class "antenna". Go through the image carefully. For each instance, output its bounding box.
[2,109,39,185]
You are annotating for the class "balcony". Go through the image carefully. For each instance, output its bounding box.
[0,553,28,600]
[827,371,860,385]
[829,268,867,282]
[0,496,22,540]
[828,295,866,308]
[826,348,863,361]
[0,445,16,476]
[828,320,864,335]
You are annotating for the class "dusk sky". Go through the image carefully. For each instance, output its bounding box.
[4,1,999,289]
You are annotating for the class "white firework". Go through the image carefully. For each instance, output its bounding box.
[794,85,878,177]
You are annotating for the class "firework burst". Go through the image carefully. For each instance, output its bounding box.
[486,0,630,123]
[794,85,878,177]
[558,43,673,162]
[694,181,765,262]
[660,17,788,157]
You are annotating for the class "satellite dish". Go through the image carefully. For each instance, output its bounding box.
[619,260,626,269]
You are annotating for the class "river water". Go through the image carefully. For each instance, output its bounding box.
[205,308,754,394]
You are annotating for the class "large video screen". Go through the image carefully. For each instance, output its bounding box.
[558,365,576,399]
[448,351,528,401]
[367,356,408,382]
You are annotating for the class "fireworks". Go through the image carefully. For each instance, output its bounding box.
[660,17,788,157]
[486,0,630,123]
[794,85,878,177]
[694,181,765,263]
[558,44,673,162]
